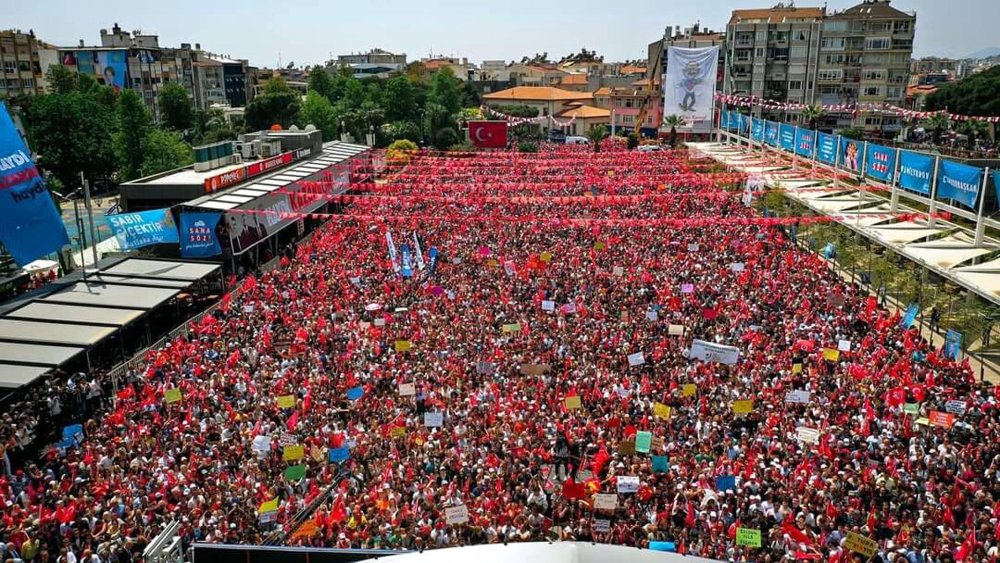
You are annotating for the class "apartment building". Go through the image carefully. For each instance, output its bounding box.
[817,0,915,135]
[0,29,53,97]
[647,24,726,136]
[723,5,825,124]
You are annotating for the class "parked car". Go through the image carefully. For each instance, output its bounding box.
[565,136,590,145]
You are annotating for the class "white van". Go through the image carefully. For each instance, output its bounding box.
[637,145,662,152]
[565,136,590,145]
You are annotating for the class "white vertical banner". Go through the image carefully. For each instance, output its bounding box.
[386,231,400,273]
[412,232,426,271]
[663,46,720,134]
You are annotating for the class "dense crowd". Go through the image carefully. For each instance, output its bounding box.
[0,144,997,563]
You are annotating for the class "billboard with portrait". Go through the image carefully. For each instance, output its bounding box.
[663,46,719,133]
[97,50,127,92]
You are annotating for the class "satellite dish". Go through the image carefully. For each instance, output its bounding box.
[289,124,300,131]
[304,124,317,132]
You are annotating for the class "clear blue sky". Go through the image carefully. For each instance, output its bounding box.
[8,0,998,68]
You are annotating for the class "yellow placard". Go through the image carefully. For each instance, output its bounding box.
[502,323,522,333]
[540,252,553,262]
[822,348,840,362]
[844,532,878,558]
[258,499,278,514]
[395,340,412,352]
[681,384,697,397]
[283,444,304,461]
[290,520,318,540]
[390,425,407,438]
[276,395,296,409]
[653,402,672,419]
[565,395,582,410]
[486,258,499,268]
[164,388,182,404]
[732,400,754,414]
[594,241,606,251]
[792,363,803,374]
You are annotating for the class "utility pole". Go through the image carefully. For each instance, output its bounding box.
[81,172,99,266]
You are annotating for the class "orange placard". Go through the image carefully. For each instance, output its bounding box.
[928,410,955,429]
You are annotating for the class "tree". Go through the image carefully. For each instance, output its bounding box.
[245,89,301,131]
[158,82,193,131]
[957,119,989,150]
[459,81,480,108]
[921,114,950,144]
[383,76,418,122]
[926,66,1000,117]
[840,126,865,140]
[299,90,338,141]
[428,68,461,115]
[432,127,459,150]
[24,92,116,191]
[802,105,823,130]
[664,114,683,147]
[263,76,292,95]
[45,65,78,95]
[193,108,237,144]
[113,90,153,181]
[382,120,421,143]
[626,133,640,150]
[141,129,193,177]
[585,124,609,153]
[308,66,336,100]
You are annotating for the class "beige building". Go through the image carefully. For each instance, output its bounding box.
[482,86,595,135]
[0,29,48,96]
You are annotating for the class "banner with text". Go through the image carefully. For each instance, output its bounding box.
[778,124,796,152]
[865,143,896,184]
[764,121,779,146]
[794,128,815,159]
[898,150,934,195]
[108,208,179,250]
[663,46,719,133]
[937,159,982,209]
[179,212,223,258]
[751,119,765,142]
[816,132,839,166]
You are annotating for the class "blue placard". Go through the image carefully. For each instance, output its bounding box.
[816,132,839,165]
[715,474,736,491]
[779,124,796,152]
[649,542,676,553]
[937,159,982,209]
[841,139,863,173]
[898,151,934,195]
[751,119,765,142]
[400,243,413,278]
[764,121,780,146]
[0,102,70,266]
[652,455,669,473]
[794,128,815,158]
[900,304,919,328]
[346,386,364,401]
[865,144,896,184]
[328,447,350,463]
[62,424,84,446]
[944,329,963,360]
[108,208,179,250]
[179,212,223,258]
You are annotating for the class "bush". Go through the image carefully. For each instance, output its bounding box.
[387,139,418,165]
[517,141,538,153]
[626,133,640,150]
[432,128,459,150]
[449,140,476,152]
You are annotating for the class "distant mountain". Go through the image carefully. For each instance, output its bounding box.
[965,47,1000,59]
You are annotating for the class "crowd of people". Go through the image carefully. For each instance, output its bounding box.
[0,143,997,563]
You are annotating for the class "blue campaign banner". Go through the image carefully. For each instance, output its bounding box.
[779,124,796,152]
[428,247,439,275]
[937,159,982,209]
[794,128,815,158]
[715,475,736,491]
[0,102,70,266]
[179,212,223,258]
[108,208,179,250]
[751,119,765,142]
[817,132,839,165]
[400,243,413,278]
[764,121,780,146]
[900,304,919,328]
[993,171,1000,210]
[865,144,896,184]
[944,329,963,360]
[328,447,350,463]
[720,110,732,130]
[841,139,863,173]
[898,151,934,195]
[736,113,748,133]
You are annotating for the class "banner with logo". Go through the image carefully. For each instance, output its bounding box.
[778,124,796,152]
[898,151,934,195]
[944,329,962,360]
[794,128,815,158]
[386,231,400,273]
[663,46,720,134]
[0,102,70,266]
[816,132,839,166]
[841,139,863,173]
[179,212,223,258]
[738,113,751,134]
[937,159,982,209]
[751,119,765,142]
[865,144,896,184]
[96,50,127,93]
[400,243,413,278]
[688,339,740,365]
[107,208,179,251]
[764,121,779,146]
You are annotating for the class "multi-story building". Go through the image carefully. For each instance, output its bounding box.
[422,57,476,81]
[0,29,48,97]
[337,48,406,67]
[723,5,825,124]
[911,57,956,75]
[649,24,726,135]
[817,0,915,136]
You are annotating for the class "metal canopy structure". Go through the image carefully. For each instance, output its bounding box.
[0,257,221,390]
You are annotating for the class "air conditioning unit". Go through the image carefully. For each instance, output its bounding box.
[235,140,261,160]
[260,140,282,157]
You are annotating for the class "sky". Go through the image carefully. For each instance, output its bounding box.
[6,0,998,69]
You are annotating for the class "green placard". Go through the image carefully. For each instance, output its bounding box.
[284,464,306,481]
[735,527,761,547]
[903,403,920,415]
[635,431,652,453]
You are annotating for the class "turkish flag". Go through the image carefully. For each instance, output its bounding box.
[468,121,507,148]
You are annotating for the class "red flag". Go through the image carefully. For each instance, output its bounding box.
[684,501,695,528]
[561,478,587,500]
[468,121,508,148]
[956,526,976,562]
[329,497,347,523]
[782,520,813,545]
[287,410,299,430]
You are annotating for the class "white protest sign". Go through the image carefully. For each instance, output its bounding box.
[945,400,967,415]
[542,300,556,312]
[688,339,740,365]
[424,412,444,427]
[279,433,297,446]
[796,426,821,444]
[445,505,469,525]
[374,317,386,327]
[646,311,659,322]
[616,476,640,494]
[687,243,699,252]
[838,339,851,352]
[252,435,271,453]
[730,262,745,272]
[594,493,618,510]
[668,324,686,336]
[785,390,811,404]
[398,382,416,396]
[593,519,611,533]
[612,266,624,277]
[627,352,645,367]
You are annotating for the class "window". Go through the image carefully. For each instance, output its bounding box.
[821,38,845,50]
[3,61,14,73]
[824,54,845,64]
[755,30,768,41]
[755,47,765,58]
[771,48,789,60]
[790,46,807,59]
[864,116,881,125]
[622,115,635,125]
[22,78,34,89]
[893,21,911,34]
[863,86,882,97]
[817,70,843,81]
[869,22,891,33]
[789,80,803,90]
[866,38,891,50]
[18,61,29,72]
[822,21,848,32]
[886,86,903,99]
[862,69,885,81]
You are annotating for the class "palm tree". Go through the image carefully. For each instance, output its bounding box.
[802,105,823,130]
[922,113,951,145]
[957,119,989,151]
[664,114,683,147]
[586,124,609,153]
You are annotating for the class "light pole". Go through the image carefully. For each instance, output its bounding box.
[53,188,88,278]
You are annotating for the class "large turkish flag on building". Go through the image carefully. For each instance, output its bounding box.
[468,121,507,148]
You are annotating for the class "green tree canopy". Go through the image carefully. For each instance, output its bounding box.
[141,129,193,177]
[299,90,339,141]
[113,89,153,181]
[428,68,461,115]
[926,66,1000,116]
[44,65,78,95]
[245,90,301,131]
[158,82,193,131]
[383,76,418,122]
[308,66,336,100]
[263,76,292,95]
[24,92,116,191]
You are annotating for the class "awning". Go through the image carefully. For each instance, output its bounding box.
[4,302,144,327]
[868,221,950,245]
[0,318,117,347]
[100,259,222,282]
[41,282,180,310]
[0,341,86,367]
[0,364,51,389]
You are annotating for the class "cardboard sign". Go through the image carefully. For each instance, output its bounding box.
[520,363,551,376]
[445,505,469,525]
[561,303,577,314]
[732,400,754,414]
[424,412,444,427]
[616,476,640,494]
[681,384,697,397]
[279,432,298,446]
[651,436,664,451]
[903,403,920,415]
[668,324,685,336]
[823,348,840,362]
[565,395,582,410]
[398,382,416,396]
[542,300,556,311]
[284,464,306,481]
[164,388,182,404]
[945,399,967,415]
[395,339,412,352]
[635,431,652,453]
[646,310,659,322]
[687,243,699,252]
[594,493,618,510]
[651,455,669,473]
[838,339,851,352]
[845,532,878,558]
[928,410,955,429]
[276,395,296,409]
[736,527,761,548]
[283,445,304,461]
[627,352,645,367]
[796,426,821,444]
[311,445,325,462]
[258,499,278,514]
[390,425,407,438]
[502,323,522,333]
[618,439,636,455]
[476,361,496,375]
[653,402,672,419]
[791,363,803,374]
[592,518,611,533]
[785,390,811,404]
[540,251,553,262]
